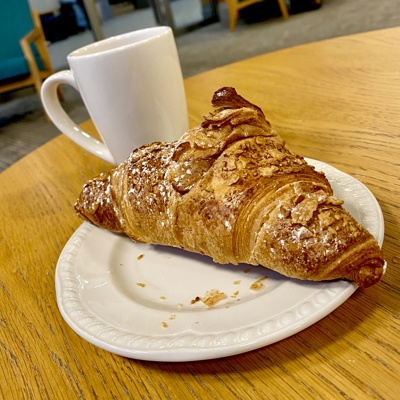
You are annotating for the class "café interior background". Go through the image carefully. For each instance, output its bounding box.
[1,0,400,172]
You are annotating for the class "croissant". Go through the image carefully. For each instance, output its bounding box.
[75,87,385,288]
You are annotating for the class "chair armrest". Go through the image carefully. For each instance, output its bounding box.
[21,26,41,43]
[19,10,54,76]
[20,27,42,80]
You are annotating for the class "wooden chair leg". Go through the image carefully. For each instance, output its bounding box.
[229,9,239,31]
[57,86,65,102]
[225,0,239,31]
[276,0,289,19]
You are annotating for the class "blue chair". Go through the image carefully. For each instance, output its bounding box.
[0,0,57,104]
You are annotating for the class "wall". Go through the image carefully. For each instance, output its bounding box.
[28,0,60,13]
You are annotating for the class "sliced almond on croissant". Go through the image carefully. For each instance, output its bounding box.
[75,87,385,288]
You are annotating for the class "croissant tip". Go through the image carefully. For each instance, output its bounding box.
[352,260,386,288]
[211,87,265,116]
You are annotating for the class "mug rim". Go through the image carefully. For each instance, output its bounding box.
[68,26,171,59]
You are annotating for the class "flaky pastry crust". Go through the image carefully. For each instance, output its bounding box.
[75,87,385,288]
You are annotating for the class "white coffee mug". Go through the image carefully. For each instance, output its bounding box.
[41,26,188,165]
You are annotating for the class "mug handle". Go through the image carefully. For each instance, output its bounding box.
[41,71,117,165]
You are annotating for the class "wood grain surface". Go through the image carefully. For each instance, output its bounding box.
[1,27,399,399]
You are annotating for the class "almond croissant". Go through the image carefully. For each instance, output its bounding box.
[75,87,385,288]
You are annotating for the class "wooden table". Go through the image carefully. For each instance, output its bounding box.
[1,27,399,399]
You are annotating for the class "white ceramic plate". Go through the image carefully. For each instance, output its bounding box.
[55,159,385,362]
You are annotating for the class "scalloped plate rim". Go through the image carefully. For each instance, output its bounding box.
[55,158,385,362]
